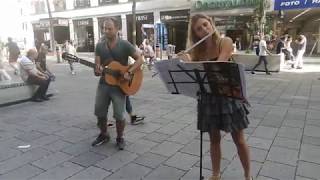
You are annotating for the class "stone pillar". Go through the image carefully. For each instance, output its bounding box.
[66,0,74,10]
[153,10,161,58]
[121,14,127,40]
[153,10,160,47]
[26,22,35,49]
[90,0,99,7]
[68,19,75,42]
[93,17,99,46]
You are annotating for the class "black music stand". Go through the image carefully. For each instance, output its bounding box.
[155,60,247,180]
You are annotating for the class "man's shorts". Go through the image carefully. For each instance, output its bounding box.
[94,82,126,121]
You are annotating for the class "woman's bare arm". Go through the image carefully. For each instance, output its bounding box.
[217,37,234,61]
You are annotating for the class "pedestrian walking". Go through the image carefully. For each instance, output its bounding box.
[295,35,307,69]
[126,96,145,125]
[5,37,20,75]
[55,41,61,63]
[143,39,155,70]
[0,44,11,81]
[276,36,287,68]
[251,34,272,75]
[284,36,295,68]
[65,40,77,75]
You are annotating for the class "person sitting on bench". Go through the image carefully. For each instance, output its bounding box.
[19,48,51,102]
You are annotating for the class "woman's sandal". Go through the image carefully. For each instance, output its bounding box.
[245,176,253,180]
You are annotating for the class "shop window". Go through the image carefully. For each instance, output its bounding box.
[99,0,119,5]
[53,0,66,11]
[74,0,90,8]
[31,0,46,14]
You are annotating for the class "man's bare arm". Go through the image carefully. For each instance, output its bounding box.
[94,56,102,76]
[128,51,143,73]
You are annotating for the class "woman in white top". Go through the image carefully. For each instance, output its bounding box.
[0,47,12,81]
[285,36,294,58]
[65,40,77,75]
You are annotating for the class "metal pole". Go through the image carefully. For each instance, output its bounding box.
[45,0,56,54]
[132,0,136,46]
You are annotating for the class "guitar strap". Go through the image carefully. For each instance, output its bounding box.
[105,40,117,63]
[98,40,117,81]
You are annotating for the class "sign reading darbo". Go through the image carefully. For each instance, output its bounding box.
[274,0,320,10]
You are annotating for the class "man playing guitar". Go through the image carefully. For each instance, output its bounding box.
[92,17,143,150]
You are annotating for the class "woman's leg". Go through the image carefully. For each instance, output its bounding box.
[209,129,222,177]
[231,130,251,179]
[251,57,262,73]
[295,50,303,68]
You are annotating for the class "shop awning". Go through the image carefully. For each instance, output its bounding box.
[274,0,320,10]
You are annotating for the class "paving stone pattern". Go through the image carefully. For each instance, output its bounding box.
[0,56,320,179]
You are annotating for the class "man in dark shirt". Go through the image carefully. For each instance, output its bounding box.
[92,17,143,150]
[276,36,286,54]
[6,37,20,75]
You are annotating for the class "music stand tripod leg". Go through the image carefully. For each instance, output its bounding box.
[200,129,204,180]
[197,93,204,180]
[194,70,206,180]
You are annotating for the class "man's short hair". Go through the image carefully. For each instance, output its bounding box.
[103,17,120,29]
[26,48,37,57]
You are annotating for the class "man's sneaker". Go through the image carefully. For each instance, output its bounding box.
[266,72,272,75]
[91,133,110,146]
[131,115,145,125]
[251,71,255,74]
[116,137,125,150]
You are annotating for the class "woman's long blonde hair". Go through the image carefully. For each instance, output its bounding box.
[186,14,220,61]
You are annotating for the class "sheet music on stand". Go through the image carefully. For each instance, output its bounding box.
[154,59,248,101]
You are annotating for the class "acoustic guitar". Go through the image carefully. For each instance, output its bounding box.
[62,52,143,95]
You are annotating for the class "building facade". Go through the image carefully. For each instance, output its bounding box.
[192,0,320,55]
[22,0,192,53]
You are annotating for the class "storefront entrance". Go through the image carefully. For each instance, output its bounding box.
[73,19,94,52]
[33,18,70,49]
[126,13,154,46]
[160,10,189,53]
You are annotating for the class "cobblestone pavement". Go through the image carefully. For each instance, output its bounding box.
[0,55,320,180]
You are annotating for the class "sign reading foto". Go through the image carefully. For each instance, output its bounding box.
[274,0,320,10]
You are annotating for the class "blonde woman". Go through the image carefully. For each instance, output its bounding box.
[178,14,252,180]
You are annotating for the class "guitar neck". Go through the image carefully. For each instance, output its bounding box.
[77,58,119,76]
[78,59,96,69]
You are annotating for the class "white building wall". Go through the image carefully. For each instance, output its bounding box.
[153,10,160,48]
[121,14,128,40]
[69,19,75,42]
[66,0,74,10]
[24,0,192,51]
[93,17,99,45]
[27,0,191,21]
[90,0,99,7]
